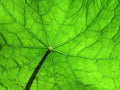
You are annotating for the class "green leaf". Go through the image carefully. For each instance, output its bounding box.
[0,0,120,90]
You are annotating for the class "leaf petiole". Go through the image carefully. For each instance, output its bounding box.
[25,49,51,90]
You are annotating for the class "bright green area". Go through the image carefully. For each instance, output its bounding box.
[0,0,120,90]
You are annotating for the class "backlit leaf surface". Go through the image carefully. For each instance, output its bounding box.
[0,0,120,90]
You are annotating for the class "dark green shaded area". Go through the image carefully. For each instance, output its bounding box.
[0,45,2,50]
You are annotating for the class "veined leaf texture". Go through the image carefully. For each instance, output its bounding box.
[0,0,120,90]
